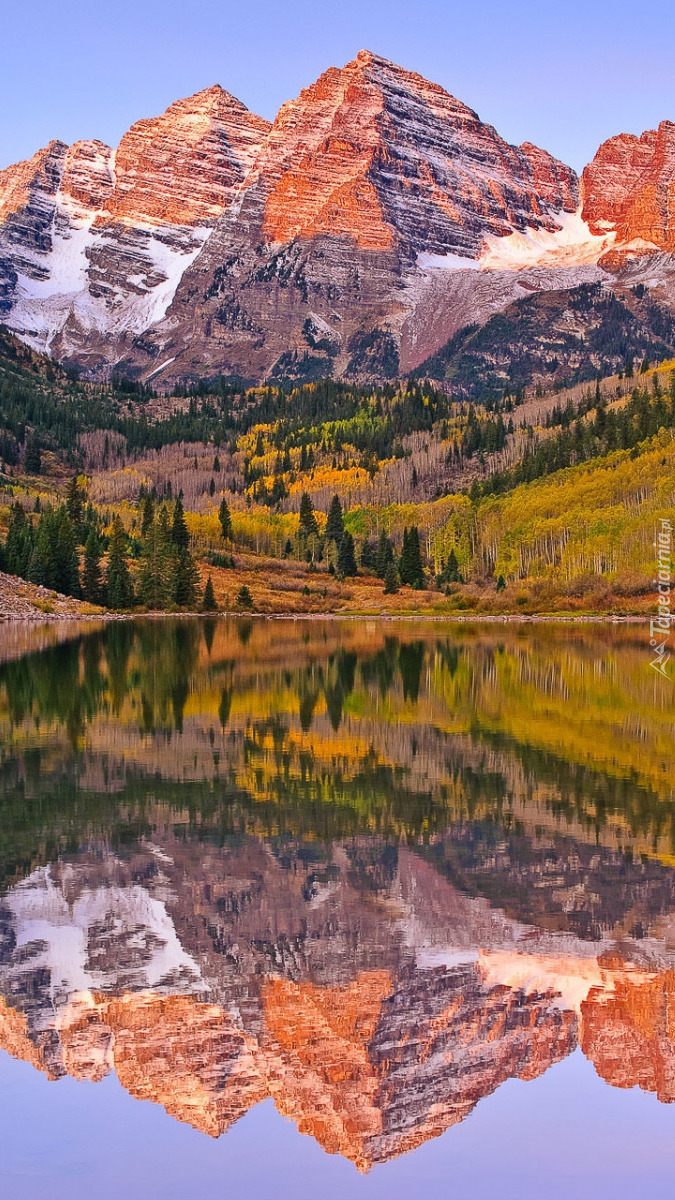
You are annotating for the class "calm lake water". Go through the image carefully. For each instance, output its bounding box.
[0,617,674,1199]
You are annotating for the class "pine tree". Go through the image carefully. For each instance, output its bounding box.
[201,575,217,612]
[360,540,375,570]
[399,526,424,588]
[105,517,134,610]
[218,497,233,541]
[54,508,80,597]
[82,529,103,604]
[209,477,216,496]
[299,492,319,538]
[171,497,189,550]
[337,531,357,577]
[138,509,173,609]
[65,476,85,535]
[325,494,344,544]
[173,546,200,609]
[236,584,254,610]
[5,503,33,578]
[24,435,42,474]
[383,561,400,594]
[375,530,394,579]
[140,494,155,537]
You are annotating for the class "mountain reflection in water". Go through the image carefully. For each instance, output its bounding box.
[0,617,674,1173]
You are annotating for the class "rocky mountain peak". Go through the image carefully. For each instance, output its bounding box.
[250,49,577,258]
[581,120,675,258]
[100,86,271,230]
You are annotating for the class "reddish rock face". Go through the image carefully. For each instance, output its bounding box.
[1,50,675,381]
[581,969,675,1101]
[581,121,675,254]
[101,86,271,230]
[236,49,578,259]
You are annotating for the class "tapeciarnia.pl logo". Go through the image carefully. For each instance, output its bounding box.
[650,518,673,679]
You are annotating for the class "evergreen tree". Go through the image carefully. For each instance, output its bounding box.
[171,497,189,550]
[140,494,155,537]
[399,526,424,588]
[173,545,199,608]
[325,494,344,544]
[5,503,33,578]
[236,584,254,610]
[24,435,42,474]
[82,529,103,604]
[105,516,134,610]
[201,575,217,612]
[337,531,357,577]
[218,497,233,541]
[209,477,216,496]
[375,529,394,579]
[360,539,376,570]
[383,561,400,594]
[138,509,173,609]
[299,492,319,538]
[25,506,80,596]
[496,574,506,591]
[65,476,85,535]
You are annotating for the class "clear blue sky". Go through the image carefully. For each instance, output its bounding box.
[2,0,674,174]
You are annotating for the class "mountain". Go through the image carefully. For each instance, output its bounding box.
[0,87,270,371]
[417,281,675,393]
[1,52,674,385]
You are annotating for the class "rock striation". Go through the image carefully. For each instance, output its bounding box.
[581,122,675,261]
[1,52,675,383]
[0,87,270,368]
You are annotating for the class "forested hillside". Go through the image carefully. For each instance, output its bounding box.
[0,325,673,616]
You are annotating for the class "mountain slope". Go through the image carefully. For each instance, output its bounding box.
[417,281,675,393]
[0,88,271,370]
[1,52,675,384]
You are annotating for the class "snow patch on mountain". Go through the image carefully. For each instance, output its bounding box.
[2,865,203,1000]
[480,207,614,270]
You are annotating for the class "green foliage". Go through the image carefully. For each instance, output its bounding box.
[375,530,395,579]
[105,517,134,610]
[337,531,358,577]
[25,505,80,597]
[399,526,424,589]
[299,492,319,538]
[219,497,233,541]
[4,504,33,578]
[138,508,174,609]
[82,530,103,605]
[383,561,400,594]
[236,584,254,610]
[201,575,217,612]
[360,539,376,570]
[325,494,344,544]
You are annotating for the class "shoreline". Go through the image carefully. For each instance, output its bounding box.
[0,608,651,625]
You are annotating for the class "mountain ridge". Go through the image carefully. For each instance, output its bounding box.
[1,50,674,385]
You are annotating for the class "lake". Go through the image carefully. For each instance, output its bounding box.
[0,617,674,1199]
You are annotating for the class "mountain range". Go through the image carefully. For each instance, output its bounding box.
[1,50,674,385]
